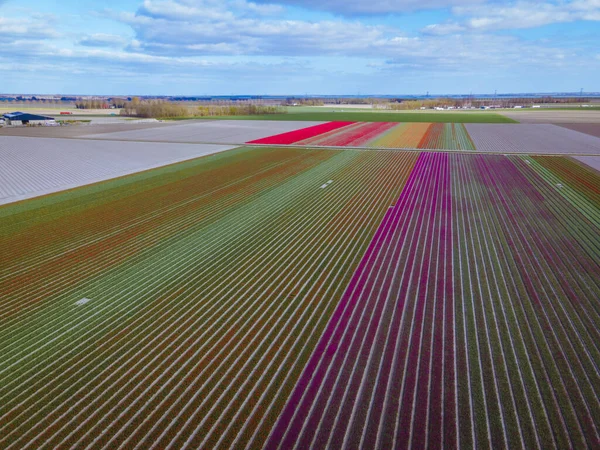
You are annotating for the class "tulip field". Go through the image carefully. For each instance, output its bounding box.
[1,142,599,449]
[249,121,477,151]
[250,121,600,154]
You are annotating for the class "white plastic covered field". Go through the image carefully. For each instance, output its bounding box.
[0,136,235,205]
[84,120,325,144]
[465,124,600,154]
[575,156,600,172]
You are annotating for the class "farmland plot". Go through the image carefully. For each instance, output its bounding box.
[268,152,600,450]
[574,156,600,172]
[85,120,326,144]
[251,122,476,150]
[0,146,417,449]
[0,136,235,205]
[1,146,599,449]
[466,124,600,154]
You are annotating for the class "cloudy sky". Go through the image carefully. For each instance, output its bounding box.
[0,0,598,95]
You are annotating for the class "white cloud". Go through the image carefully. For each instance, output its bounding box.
[0,15,59,42]
[114,2,396,56]
[1,0,598,93]
[421,23,466,35]
[425,0,600,34]
[78,34,129,48]
[138,0,283,20]
[254,0,484,14]
[94,0,599,74]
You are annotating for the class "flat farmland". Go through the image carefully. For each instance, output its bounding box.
[0,137,235,205]
[575,156,600,172]
[501,109,600,124]
[0,122,183,139]
[194,111,516,123]
[1,143,599,449]
[250,122,476,151]
[466,124,600,155]
[84,120,325,144]
[556,123,600,139]
[250,121,600,154]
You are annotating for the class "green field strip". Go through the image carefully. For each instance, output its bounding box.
[457,155,561,449]
[0,150,418,446]
[450,154,600,448]
[461,157,579,449]
[0,148,310,282]
[0,150,354,377]
[481,156,600,447]
[0,148,328,298]
[521,156,600,228]
[0,149,335,331]
[76,153,418,448]
[1,151,366,442]
[192,111,518,124]
[0,146,310,276]
[457,156,528,449]
[0,149,350,382]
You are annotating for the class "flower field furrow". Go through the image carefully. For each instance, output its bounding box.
[455,154,600,448]
[266,153,459,449]
[304,122,396,148]
[417,123,475,151]
[2,142,599,449]
[249,121,478,150]
[294,122,367,146]
[0,147,419,449]
[0,149,334,332]
[526,156,600,228]
[267,151,600,450]
[368,122,431,149]
[247,121,354,144]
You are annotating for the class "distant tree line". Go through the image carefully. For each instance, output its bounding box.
[196,104,285,117]
[75,98,127,109]
[120,98,286,118]
[283,98,325,106]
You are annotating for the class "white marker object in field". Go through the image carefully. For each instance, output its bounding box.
[320,184,328,189]
[75,298,92,306]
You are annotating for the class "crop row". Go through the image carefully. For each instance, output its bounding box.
[418,123,475,151]
[0,147,418,448]
[268,152,600,449]
[2,147,598,449]
[247,122,353,145]
[248,122,478,150]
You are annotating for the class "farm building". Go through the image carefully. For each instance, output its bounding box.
[2,112,55,126]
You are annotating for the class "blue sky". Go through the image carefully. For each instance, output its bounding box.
[0,0,598,95]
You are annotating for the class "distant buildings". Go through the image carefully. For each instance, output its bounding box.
[2,112,55,126]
